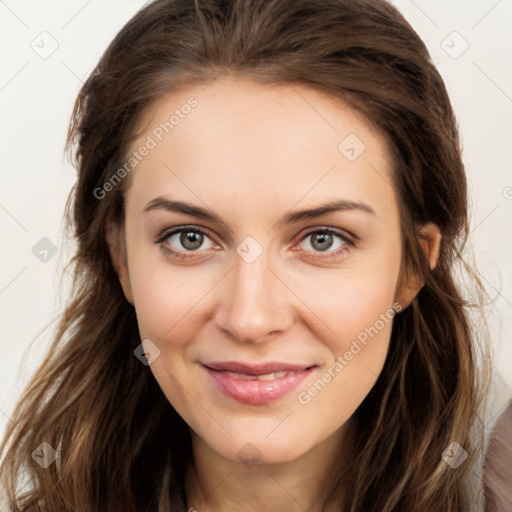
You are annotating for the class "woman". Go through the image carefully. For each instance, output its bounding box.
[0,0,492,510]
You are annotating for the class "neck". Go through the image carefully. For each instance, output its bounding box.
[185,419,355,512]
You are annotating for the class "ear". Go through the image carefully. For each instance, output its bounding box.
[395,222,442,310]
[106,220,134,305]
[417,222,442,271]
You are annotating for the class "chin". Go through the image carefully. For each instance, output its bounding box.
[203,430,313,467]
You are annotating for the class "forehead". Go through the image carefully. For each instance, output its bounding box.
[124,76,397,221]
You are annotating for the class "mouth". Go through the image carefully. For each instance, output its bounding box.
[207,369,303,381]
[203,360,316,375]
[201,361,318,405]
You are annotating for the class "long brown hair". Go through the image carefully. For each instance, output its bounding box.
[0,0,491,510]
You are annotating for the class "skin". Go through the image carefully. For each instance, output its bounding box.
[107,76,441,512]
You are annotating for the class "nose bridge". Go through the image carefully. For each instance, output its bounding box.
[214,240,293,343]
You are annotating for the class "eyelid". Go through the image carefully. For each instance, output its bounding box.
[297,226,355,246]
[154,223,213,241]
[292,227,355,261]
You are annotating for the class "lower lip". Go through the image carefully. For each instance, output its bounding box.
[203,365,316,405]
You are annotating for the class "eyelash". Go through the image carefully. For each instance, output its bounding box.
[154,225,355,261]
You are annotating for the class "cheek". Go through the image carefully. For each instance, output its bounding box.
[132,274,208,342]
[292,249,400,404]
[306,290,395,401]
[296,296,395,427]
[288,250,400,349]
[125,233,214,342]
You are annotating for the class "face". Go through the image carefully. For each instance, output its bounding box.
[113,76,405,465]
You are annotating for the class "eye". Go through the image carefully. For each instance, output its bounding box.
[155,226,217,258]
[295,228,354,260]
[154,225,354,261]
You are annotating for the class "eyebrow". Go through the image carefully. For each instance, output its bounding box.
[143,197,376,233]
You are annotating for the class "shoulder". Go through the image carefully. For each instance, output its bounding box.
[483,398,512,511]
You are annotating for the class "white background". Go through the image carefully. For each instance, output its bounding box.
[1,0,511,441]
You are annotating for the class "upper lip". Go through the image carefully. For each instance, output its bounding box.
[202,361,316,375]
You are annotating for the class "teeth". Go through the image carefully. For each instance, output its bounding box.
[271,371,288,379]
[257,373,276,381]
[223,370,295,380]
[228,372,257,380]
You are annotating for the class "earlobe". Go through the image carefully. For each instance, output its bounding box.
[395,222,442,310]
[106,221,134,306]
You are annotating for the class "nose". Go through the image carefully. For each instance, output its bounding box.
[213,245,294,343]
